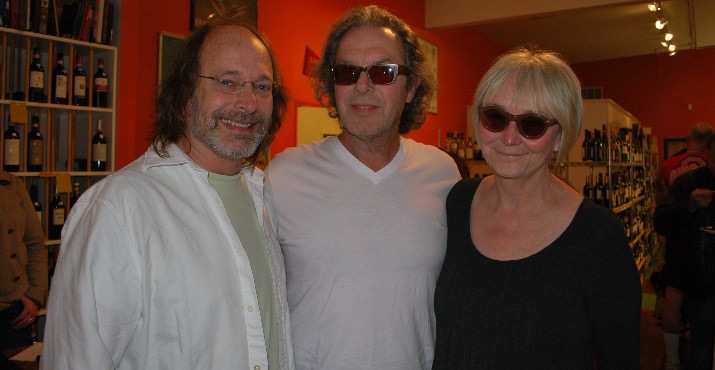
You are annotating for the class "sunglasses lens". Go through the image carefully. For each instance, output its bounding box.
[482,109,509,132]
[519,116,548,138]
[333,65,361,85]
[368,65,396,85]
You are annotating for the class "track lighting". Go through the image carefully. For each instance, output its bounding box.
[655,17,668,30]
[664,31,673,41]
[648,2,660,12]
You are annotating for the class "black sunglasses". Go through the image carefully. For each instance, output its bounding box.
[478,106,559,139]
[331,63,410,85]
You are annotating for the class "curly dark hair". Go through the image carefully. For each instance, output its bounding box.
[149,18,287,167]
[312,5,434,134]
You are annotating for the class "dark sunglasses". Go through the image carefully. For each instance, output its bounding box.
[331,63,410,85]
[478,106,559,139]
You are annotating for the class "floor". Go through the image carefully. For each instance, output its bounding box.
[641,307,669,370]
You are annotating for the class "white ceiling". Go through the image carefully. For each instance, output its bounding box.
[425,0,715,64]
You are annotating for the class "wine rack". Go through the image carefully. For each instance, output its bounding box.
[563,99,659,273]
[0,27,117,245]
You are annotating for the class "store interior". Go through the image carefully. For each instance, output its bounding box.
[2,0,715,368]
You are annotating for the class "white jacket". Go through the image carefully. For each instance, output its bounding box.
[41,144,294,370]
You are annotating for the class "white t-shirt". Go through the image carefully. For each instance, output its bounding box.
[265,136,461,370]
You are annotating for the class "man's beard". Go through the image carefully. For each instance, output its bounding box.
[186,99,270,161]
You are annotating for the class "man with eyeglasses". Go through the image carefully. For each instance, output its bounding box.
[264,5,460,370]
[41,19,294,370]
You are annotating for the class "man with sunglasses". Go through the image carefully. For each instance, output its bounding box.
[264,5,460,370]
[41,19,294,370]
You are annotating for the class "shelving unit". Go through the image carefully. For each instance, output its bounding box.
[563,99,659,273]
[0,27,117,245]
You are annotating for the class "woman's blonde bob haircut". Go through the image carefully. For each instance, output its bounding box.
[473,45,583,164]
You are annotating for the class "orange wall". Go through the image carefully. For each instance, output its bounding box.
[115,0,504,167]
[117,1,715,169]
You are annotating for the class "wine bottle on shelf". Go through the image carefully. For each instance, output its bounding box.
[72,54,88,106]
[70,182,82,209]
[583,174,593,200]
[52,52,68,104]
[582,129,591,161]
[29,184,43,224]
[594,172,605,206]
[93,57,109,107]
[48,192,66,240]
[29,48,45,102]
[3,123,21,172]
[91,120,107,171]
[27,115,44,172]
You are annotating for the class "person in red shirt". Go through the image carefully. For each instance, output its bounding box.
[655,121,714,370]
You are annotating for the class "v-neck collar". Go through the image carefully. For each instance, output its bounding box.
[331,136,405,185]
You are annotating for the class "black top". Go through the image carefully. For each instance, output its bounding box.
[433,178,641,369]
[653,166,715,299]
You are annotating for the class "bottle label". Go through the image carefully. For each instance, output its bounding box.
[29,141,43,165]
[3,138,20,165]
[74,76,86,97]
[56,75,68,98]
[30,71,44,88]
[94,77,108,92]
[52,208,65,226]
[93,143,107,161]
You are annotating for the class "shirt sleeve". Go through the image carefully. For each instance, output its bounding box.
[41,197,141,370]
[15,175,47,306]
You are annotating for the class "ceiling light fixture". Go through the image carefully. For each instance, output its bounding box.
[668,44,676,52]
[655,17,668,30]
[648,2,660,12]
[661,41,669,47]
[664,31,673,41]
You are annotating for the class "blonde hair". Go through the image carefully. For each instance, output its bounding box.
[473,45,582,164]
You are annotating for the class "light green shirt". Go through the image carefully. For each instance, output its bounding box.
[209,172,278,369]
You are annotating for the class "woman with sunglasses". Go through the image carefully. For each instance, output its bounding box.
[432,45,641,369]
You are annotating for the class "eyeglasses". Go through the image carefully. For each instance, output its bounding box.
[331,64,410,85]
[478,105,559,140]
[198,75,278,98]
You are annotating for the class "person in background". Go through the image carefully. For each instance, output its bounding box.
[0,170,46,365]
[432,45,641,369]
[654,122,714,370]
[264,5,461,370]
[41,19,294,370]
[654,133,715,370]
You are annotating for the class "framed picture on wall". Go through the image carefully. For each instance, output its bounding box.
[191,0,257,29]
[417,36,438,114]
[663,137,687,159]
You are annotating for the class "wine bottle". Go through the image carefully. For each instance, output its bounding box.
[91,120,107,171]
[52,52,68,104]
[72,54,88,106]
[29,184,43,224]
[27,115,44,172]
[48,192,66,240]
[70,182,82,209]
[29,48,45,102]
[93,57,109,107]
[3,124,20,172]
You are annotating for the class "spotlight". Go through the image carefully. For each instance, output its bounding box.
[655,17,668,30]
[648,2,660,12]
[668,44,676,52]
[664,31,673,41]
[669,51,677,56]
[661,41,669,47]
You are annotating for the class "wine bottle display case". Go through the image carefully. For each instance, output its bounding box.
[0,27,117,245]
[563,99,659,273]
